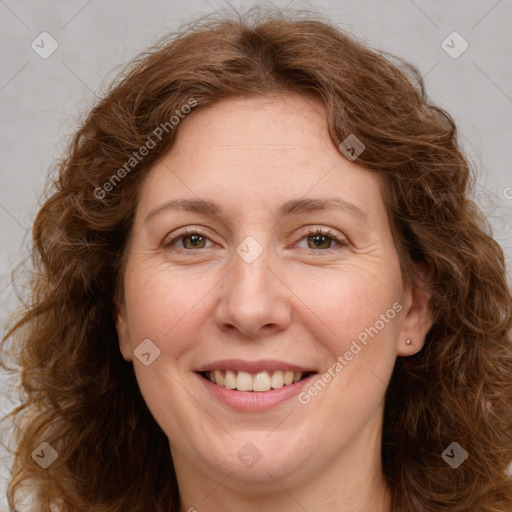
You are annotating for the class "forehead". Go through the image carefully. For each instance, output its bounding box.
[175,93,331,155]
[136,94,385,226]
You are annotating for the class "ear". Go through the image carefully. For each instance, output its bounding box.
[397,264,434,357]
[115,299,133,362]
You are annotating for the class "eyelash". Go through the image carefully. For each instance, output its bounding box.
[163,227,349,254]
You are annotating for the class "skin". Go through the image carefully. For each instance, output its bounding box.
[116,94,433,512]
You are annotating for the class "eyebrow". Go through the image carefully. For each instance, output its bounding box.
[144,197,369,224]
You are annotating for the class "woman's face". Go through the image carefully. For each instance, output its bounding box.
[116,94,432,495]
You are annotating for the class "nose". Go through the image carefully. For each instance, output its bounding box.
[214,244,292,339]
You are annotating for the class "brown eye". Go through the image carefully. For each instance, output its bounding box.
[307,233,334,250]
[296,228,349,253]
[164,229,213,250]
[181,233,207,249]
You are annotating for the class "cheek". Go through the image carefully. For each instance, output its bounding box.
[290,263,403,421]
[123,261,214,349]
[123,251,404,360]
[288,262,403,355]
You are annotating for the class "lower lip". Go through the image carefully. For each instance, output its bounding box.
[197,373,317,411]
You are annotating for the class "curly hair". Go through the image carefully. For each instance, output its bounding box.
[2,6,512,512]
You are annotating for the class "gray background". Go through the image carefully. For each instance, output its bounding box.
[1,0,511,509]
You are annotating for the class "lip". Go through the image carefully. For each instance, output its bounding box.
[195,359,317,373]
[196,371,318,411]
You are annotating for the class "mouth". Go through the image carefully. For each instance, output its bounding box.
[198,369,316,392]
[195,359,319,410]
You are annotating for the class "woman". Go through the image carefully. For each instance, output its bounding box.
[2,7,512,512]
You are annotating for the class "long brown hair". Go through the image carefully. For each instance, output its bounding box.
[2,6,512,511]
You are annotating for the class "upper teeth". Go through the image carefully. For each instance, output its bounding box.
[206,370,305,392]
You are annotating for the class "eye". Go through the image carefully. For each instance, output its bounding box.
[163,228,214,250]
[296,227,349,252]
[163,227,349,253]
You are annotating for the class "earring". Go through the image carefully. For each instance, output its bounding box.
[405,338,412,345]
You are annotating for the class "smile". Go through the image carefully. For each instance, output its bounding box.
[200,369,314,392]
